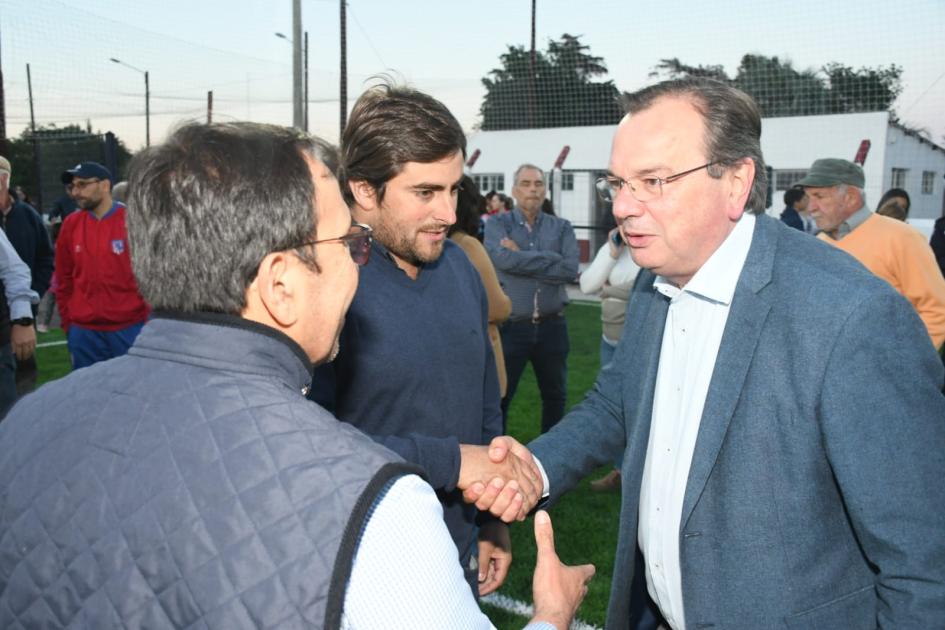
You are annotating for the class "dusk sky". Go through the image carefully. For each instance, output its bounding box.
[3,0,943,149]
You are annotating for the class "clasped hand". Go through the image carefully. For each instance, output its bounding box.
[457,436,542,522]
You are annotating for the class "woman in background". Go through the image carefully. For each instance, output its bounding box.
[450,176,512,398]
[876,187,911,221]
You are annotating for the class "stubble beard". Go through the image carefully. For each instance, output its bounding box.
[373,219,445,268]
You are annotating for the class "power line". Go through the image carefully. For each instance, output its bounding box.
[347,3,387,68]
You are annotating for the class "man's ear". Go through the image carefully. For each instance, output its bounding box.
[845,186,863,212]
[249,252,299,328]
[349,179,378,212]
[726,158,755,220]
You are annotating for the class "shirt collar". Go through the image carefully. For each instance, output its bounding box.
[826,204,871,241]
[654,212,755,305]
[87,200,123,221]
[512,206,542,228]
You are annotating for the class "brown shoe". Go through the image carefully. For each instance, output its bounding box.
[590,468,621,492]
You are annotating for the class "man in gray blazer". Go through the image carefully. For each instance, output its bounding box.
[475,78,945,629]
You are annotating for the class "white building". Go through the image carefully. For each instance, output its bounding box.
[467,111,945,259]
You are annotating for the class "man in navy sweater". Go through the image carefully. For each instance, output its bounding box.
[311,84,539,597]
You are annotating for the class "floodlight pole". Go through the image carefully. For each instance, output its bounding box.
[109,57,150,146]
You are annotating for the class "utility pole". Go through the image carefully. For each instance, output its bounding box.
[340,0,347,137]
[207,91,213,124]
[26,63,42,210]
[110,58,150,146]
[0,30,8,157]
[144,70,150,146]
[528,0,536,129]
[304,31,309,132]
[292,0,303,129]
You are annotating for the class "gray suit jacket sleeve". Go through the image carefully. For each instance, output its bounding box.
[529,270,662,500]
[819,287,945,627]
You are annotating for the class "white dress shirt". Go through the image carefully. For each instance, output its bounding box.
[343,473,554,630]
[637,213,755,630]
[0,228,39,319]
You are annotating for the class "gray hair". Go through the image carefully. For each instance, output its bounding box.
[620,78,768,214]
[836,184,867,206]
[111,181,128,203]
[126,121,337,314]
[513,163,545,186]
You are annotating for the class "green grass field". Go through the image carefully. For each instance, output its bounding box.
[36,328,71,384]
[482,302,619,629]
[33,303,618,628]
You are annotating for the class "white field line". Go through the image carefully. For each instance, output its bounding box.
[37,340,68,348]
[481,592,602,630]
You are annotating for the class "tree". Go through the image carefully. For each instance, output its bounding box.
[479,34,622,130]
[7,124,133,212]
[822,62,903,114]
[649,57,729,83]
[649,54,903,119]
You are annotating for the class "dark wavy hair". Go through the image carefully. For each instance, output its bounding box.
[341,82,466,205]
[448,175,485,237]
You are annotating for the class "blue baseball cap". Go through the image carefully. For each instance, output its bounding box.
[61,161,112,184]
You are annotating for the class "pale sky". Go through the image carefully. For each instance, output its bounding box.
[3,0,943,150]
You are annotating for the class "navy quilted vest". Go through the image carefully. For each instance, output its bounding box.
[0,314,416,629]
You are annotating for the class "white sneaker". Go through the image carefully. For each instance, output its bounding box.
[36,324,49,333]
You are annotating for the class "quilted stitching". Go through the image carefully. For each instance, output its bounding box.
[0,318,402,629]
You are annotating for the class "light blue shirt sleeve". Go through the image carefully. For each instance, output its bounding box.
[0,228,39,320]
[342,474,555,630]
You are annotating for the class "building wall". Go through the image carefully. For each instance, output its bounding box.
[760,111,890,218]
[883,125,945,220]
[466,112,945,248]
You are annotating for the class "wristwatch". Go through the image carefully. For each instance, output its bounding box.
[11,317,34,327]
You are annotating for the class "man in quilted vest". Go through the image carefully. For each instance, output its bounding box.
[0,122,592,629]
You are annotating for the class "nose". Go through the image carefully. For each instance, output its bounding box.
[434,193,457,225]
[611,186,645,221]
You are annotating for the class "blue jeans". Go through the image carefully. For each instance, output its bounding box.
[500,316,569,434]
[67,322,145,369]
[0,343,17,419]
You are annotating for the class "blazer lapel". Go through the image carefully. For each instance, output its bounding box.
[625,274,670,479]
[680,216,778,529]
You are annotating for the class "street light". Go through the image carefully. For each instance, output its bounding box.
[275,31,308,131]
[110,57,150,146]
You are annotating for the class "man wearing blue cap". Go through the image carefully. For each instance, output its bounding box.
[55,161,149,368]
[797,157,945,351]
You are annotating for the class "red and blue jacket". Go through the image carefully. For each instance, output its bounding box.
[54,202,149,331]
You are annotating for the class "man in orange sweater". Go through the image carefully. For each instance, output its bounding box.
[798,158,945,350]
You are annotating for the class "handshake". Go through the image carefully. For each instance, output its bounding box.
[458,436,544,522]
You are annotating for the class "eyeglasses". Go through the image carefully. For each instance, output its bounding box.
[296,222,373,266]
[70,178,102,191]
[596,162,718,203]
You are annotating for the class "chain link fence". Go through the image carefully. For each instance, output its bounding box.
[2,0,943,236]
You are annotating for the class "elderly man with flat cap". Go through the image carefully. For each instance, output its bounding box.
[798,158,945,350]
